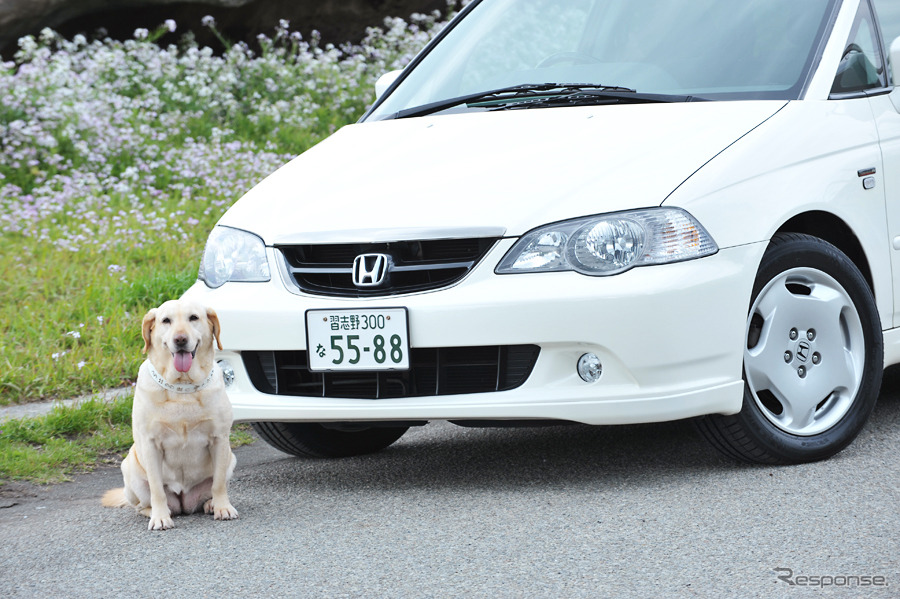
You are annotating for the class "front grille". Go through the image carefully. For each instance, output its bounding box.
[243,345,540,399]
[277,238,499,297]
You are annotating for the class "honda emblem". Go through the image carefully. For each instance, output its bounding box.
[352,254,389,287]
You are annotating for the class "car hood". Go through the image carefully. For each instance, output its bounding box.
[219,101,786,244]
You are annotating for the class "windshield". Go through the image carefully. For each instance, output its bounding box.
[368,0,839,120]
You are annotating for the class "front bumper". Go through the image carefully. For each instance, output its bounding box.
[182,240,766,425]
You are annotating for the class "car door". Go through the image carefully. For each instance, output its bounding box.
[862,0,900,326]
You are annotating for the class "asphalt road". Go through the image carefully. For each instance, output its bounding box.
[2,375,900,598]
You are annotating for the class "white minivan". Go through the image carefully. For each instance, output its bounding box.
[185,0,900,464]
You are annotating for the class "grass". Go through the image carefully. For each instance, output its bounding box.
[0,5,456,482]
[0,395,256,485]
[0,10,450,407]
[0,235,202,403]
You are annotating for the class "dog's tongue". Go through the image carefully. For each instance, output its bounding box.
[174,350,193,373]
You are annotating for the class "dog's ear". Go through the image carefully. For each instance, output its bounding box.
[207,307,223,351]
[141,309,156,354]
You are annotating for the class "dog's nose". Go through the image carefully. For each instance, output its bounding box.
[173,333,188,348]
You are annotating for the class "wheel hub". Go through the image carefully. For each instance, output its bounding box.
[745,267,864,436]
[783,328,820,378]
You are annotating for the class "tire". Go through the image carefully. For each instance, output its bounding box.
[251,422,409,458]
[696,233,882,464]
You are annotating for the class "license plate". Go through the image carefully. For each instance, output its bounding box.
[306,308,410,371]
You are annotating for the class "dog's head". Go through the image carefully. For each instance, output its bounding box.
[141,300,222,379]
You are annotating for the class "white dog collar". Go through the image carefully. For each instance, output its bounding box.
[147,362,217,394]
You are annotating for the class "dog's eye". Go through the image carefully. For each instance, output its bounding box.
[161,317,171,325]
[189,314,199,322]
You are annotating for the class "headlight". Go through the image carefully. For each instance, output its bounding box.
[496,208,717,276]
[199,226,271,288]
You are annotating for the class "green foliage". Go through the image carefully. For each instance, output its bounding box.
[117,267,199,310]
[0,3,459,479]
[0,396,256,484]
[0,7,455,405]
[0,397,134,483]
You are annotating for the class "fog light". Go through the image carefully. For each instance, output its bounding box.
[577,353,602,382]
[218,359,235,387]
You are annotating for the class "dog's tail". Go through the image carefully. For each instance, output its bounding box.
[101,487,129,508]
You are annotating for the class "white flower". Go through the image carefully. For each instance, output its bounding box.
[201,15,216,27]
[134,28,149,40]
[77,361,86,370]
[165,19,177,33]
[17,35,37,53]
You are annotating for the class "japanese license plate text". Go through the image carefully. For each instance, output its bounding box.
[306,308,410,371]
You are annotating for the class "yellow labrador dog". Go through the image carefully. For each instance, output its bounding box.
[102,299,238,530]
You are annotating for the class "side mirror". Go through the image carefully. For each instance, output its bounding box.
[374,70,402,100]
[892,37,900,86]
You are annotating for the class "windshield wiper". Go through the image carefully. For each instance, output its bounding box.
[491,90,704,110]
[388,83,640,120]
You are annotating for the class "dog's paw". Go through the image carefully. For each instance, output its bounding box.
[148,512,175,531]
[205,499,239,520]
[216,505,239,520]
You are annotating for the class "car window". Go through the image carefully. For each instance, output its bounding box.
[459,0,594,94]
[368,0,839,119]
[831,0,888,95]
[582,0,830,94]
[872,0,900,49]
